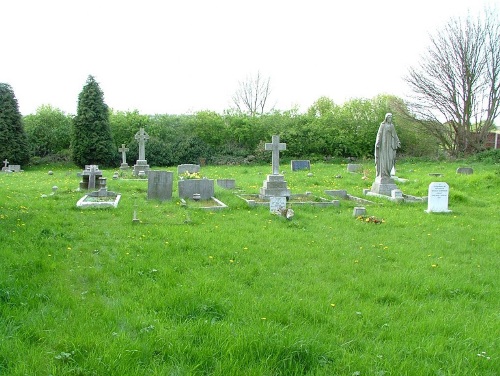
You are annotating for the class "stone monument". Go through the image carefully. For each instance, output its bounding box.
[259,135,291,199]
[118,144,129,169]
[133,128,150,176]
[371,113,400,196]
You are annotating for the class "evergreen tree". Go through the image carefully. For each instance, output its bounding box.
[72,75,116,167]
[0,83,30,165]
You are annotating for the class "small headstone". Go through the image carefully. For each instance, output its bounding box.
[217,179,235,189]
[456,167,473,175]
[353,207,366,217]
[48,171,53,175]
[113,172,119,180]
[307,172,313,177]
[270,196,287,214]
[9,165,21,172]
[324,189,348,199]
[178,164,201,175]
[291,160,311,171]
[147,171,173,201]
[426,182,451,213]
[347,164,362,173]
[391,189,403,199]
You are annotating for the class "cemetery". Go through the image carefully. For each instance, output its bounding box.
[1,150,498,375]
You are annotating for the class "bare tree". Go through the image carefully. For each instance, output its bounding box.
[404,9,500,155]
[232,71,273,116]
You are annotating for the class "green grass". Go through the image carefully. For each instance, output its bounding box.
[1,160,499,375]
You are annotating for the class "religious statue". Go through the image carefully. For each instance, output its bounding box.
[374,113,400,179]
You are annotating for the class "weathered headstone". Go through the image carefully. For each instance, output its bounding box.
[347,164,362,173]
[391,189,403,199]
[133,128,150,176]
[456,167,473,175]
[353,207,366,217]
[426,182,451,213]
[78,165,102,190]
[270,196,287,214]
[119,144,129,169]
[217,179,236,189]
[147,171,173,201]
[178,178,214,200]
[2,159,9,172]
[8,165,21,172]
[291,160,311,171]
[178,164,200,175]
[259,135,290,199]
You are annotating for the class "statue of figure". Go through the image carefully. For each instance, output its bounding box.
[375,113,400,179]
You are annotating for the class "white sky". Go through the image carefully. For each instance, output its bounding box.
[1,0,497,116]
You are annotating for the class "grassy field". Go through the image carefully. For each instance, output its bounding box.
[1,159,499,375]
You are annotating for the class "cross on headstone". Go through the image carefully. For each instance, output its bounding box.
[88,165,99,189]
[265,135,286,175]
[118,144,129,164]
[135,128,150,161]
[3,159,9,168]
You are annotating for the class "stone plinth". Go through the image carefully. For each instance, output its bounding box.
[371,176,398,196]
[259,174,291,199]
[133,160,150,176]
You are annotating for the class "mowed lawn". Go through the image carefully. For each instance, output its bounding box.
[1,160,498,375]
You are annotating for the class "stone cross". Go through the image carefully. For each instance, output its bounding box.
[3,159,8,168]
[118,144,129,164]
[135,128,150,161]
[265,135,286,175]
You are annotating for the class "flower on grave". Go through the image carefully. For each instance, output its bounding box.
[181,171,202,180]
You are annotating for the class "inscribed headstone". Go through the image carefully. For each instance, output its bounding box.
[147,171,173,201]
[426,182,451,213]
[291,160,310,171]
[270,196,287,214]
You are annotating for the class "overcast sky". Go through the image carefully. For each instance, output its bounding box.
[1,0,496,116]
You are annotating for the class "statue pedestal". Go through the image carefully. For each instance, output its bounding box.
[259,174,291,199]
[120,163,129,170]
[371,176,398,196]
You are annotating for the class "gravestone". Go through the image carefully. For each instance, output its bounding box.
[291,160,311,171]
[118,144,129,169]
[178,178,214,200]
[8,165,21,172]
[178,164,200,175]
[426,182,451,213]
[78,165,103,190]
[391,189,403,200]
[147,171,173,201]
[133,128,150,176]
[2,159,9,172]
[270,196,287,214]
[456,167,473,175]
[353,207,366,217]
[347,164,362,173]
[259,135,291,199]
[217,179,236,189]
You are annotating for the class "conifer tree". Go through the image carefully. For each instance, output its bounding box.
[0,83,30,165]
[72,75,116,167]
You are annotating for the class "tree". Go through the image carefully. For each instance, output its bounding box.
[0,83,30,165]
[231,71,273,116]
[72,75,116,167]
[405,9,500,155]
[24,105,72,158]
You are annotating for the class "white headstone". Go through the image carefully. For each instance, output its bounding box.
[426,182,451,213]
[269,196,287,214]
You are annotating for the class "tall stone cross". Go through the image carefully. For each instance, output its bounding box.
[118,144,129,164]
[265,135,286,175]
[135,128,149,161]
[3,159,8,168]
